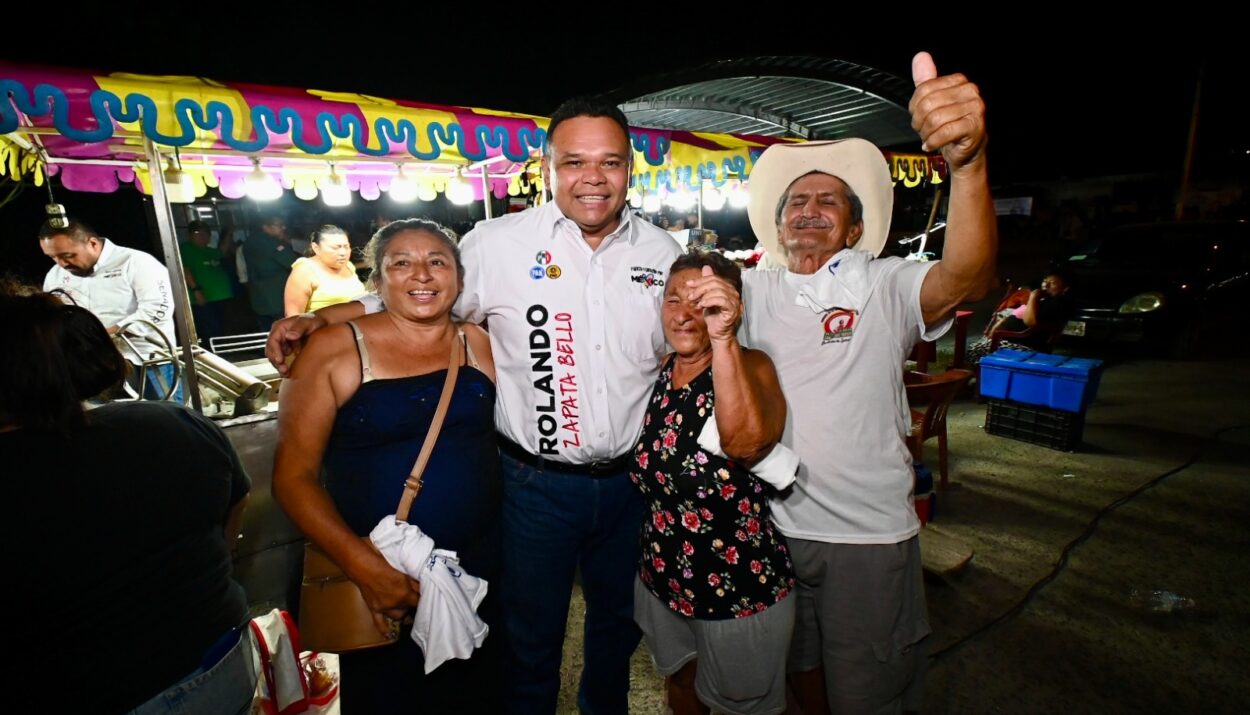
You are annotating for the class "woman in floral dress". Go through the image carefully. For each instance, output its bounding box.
[631,252,795,715]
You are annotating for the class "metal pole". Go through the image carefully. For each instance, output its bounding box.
[465,154,512,171]
[480,165,494,220]
[921,186,944,256]
[143,136,203,411]
[1175,61,1204,221]
[697,180,704,229]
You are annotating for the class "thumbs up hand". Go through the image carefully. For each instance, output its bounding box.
[908,51,988,174]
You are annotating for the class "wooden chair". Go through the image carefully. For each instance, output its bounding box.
[908,309,976,373]
[904,369,974,490]
[950,310,975,370]
[907,340,936,373]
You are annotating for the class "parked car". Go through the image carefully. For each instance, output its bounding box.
[1060,221,1250,356]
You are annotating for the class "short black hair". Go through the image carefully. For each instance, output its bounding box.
[310,225,347,246]
[38,219,96,243]
[1044,267,1072,284]
[545,97,631,156]
[186,220,210,233]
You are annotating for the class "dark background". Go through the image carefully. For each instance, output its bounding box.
[4,19,1241,184]
[2,18,1243,280]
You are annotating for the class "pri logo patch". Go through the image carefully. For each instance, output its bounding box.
[821,308,857,344]
[532,251,558,279]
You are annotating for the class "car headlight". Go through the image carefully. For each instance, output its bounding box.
[1118,292,1166,313]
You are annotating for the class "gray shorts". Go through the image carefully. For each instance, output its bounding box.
[633,577,795,715]
[787,536,930,714]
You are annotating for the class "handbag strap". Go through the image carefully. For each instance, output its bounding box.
[395,326,463,523]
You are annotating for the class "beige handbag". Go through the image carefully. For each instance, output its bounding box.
[298,332,462,652]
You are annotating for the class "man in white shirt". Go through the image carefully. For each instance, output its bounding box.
[40,219,181,401]
[738,53,997,713]
[266,99,682,715]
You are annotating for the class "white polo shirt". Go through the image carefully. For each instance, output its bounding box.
[741,254,948,544]
[460,202,682,463]
[43,238,176,363]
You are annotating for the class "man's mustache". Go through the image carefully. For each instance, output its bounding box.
[790,217,833,229]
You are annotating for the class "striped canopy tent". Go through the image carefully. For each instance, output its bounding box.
[0,63,946,206]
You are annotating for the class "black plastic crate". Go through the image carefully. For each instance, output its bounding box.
[984,398,1084,451]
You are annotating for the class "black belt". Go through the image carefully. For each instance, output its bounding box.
[497,435,631,477]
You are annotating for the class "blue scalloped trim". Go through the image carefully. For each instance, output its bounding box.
[0,81,545,161]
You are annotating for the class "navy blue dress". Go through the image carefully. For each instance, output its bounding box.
[321,333,504,713]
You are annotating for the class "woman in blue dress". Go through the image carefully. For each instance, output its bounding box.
[274,219,502,713]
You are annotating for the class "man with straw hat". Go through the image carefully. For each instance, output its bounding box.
[733,51,997,713]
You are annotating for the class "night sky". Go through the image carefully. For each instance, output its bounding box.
[3,20,1240,188]
[1,19,1242,282]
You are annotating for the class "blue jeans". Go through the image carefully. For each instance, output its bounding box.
[128,362,184,403]
[129,628,257,715]
[142,362,184,403]
[500,452,644,715]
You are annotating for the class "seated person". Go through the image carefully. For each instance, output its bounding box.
[970,270,1072,361]
[1,285,254,714]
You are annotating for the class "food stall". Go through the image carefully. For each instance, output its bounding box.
[1,62,947,612]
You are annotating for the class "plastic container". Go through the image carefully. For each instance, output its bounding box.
[914,462,936,525]
[979,349,1103,413]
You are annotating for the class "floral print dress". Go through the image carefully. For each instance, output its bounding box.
[631,360,795,620]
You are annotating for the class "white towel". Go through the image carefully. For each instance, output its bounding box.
[696,413,800,490]
[369,517,490,674]
[792,249,874,315]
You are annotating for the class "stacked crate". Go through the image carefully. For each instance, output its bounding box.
[979,350,1103,451]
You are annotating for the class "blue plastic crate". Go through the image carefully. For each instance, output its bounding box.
[979,349,1103,413]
